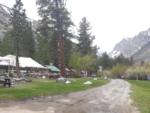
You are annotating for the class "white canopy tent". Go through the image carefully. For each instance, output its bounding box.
[0,55,45,69]
[19,57,45,69]
[0,57,11,66]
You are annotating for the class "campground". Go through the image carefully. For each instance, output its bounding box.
[0,78,107,100]
[0,79,139,113]
[0,78,149,113]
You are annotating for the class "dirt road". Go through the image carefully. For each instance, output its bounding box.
[0,79,139,113]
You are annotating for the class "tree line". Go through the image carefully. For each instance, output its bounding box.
[0,0,98,67]
[0,0,133,75]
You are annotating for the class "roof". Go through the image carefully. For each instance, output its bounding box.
[46,65,60,72]
[0,57,13,66]
[19,57,45,69]
[3,55,16,66]
[65,68,70,71]
[0,55,45,69]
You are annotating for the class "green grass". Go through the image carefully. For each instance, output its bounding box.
[129,80,150,113]
[0,78,107,100]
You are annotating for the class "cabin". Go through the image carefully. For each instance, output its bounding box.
[46,64,60,78]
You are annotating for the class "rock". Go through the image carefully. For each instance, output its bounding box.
[83,81,92,85]
[56,77,66,83]
[65,80,71,84]
[93,78,98,80]
[42,76,46,79]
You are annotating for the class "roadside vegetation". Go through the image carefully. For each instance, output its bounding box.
[97,53,150,81]
[97,53,150,113]
[0,78,107,100]
[129,80,150,113]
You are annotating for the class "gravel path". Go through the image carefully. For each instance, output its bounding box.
[0,79,139,113]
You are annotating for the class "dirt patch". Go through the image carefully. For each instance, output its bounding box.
[0,79,139,113]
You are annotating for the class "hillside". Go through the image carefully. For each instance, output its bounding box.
[110,28,150,58]
[133,42,150,62]
[0,5,11,39]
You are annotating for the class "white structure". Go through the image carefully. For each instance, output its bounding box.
[0,57,11,66]
[2,55,16,66]
[0,55,45,69]
[19,57,45,69]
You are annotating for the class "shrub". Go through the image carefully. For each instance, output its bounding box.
[111,64,128,78]
[126,66,150,80]
[102,70,112,78]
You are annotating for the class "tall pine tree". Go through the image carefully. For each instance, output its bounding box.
[1,0,35,58]
[20,21,35,57]
[10,0,34,77]
[0,31,15,55]
[78,17,97,56]
[36,0,73,66]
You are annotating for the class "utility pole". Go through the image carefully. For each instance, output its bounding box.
[55,0,66,77]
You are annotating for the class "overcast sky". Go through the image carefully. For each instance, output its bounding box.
[1,0,150,53]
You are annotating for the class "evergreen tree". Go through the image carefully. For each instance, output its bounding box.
[10,0,34,77]
[19,22,35,57]
[78,17,96,56]
[36,0,73,66]
[98,52,113,69]
[0,1,35,59]
[35,0,52,65]
[114,54,132,65]
[0,31,15,55]
[34,33,51,65]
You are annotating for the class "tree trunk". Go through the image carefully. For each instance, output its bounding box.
[16,39,20,78]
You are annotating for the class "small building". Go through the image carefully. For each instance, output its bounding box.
[65,68,71,77]
[46,64,60,78]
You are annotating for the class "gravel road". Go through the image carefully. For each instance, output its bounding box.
[0,79,139,113]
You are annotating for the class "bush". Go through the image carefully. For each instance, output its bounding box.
[101,70,112,78]
[111,64,128,78]
[126,66,150,80]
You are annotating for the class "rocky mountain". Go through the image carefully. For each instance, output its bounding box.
[132,41,150,62]
[110,28,150,58]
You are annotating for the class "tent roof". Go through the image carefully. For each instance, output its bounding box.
[19,57,45,68]
[1,55,45,69]
[0,60,9,66]
[0,57,12,66]
[46,65,60,72]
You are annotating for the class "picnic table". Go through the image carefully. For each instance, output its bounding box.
[0,76,12,87]
[3,78,11,87]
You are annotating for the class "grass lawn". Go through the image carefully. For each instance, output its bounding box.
[129,80,150,113]
[0,78,107,100]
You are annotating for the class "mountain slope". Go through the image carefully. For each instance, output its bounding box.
[132,42,150,62]
[110,28,150,58]
[0,5,11,39]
